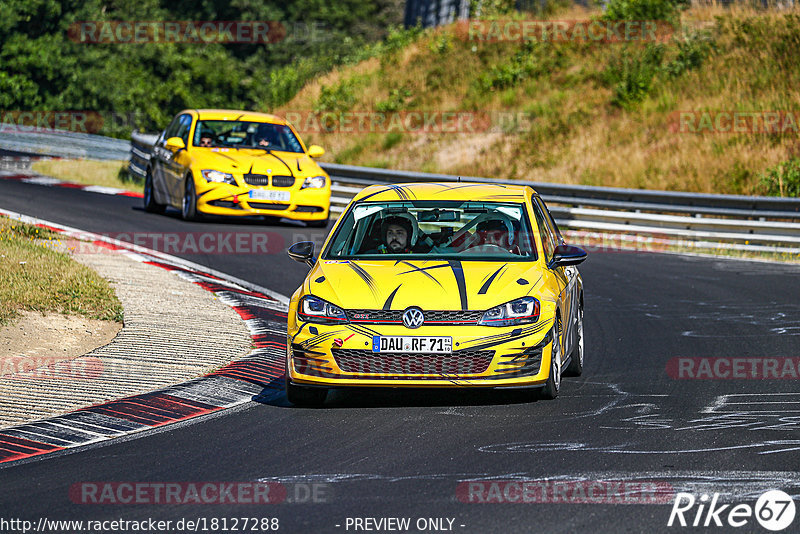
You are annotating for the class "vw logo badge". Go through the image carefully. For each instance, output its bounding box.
[402,307,424,329]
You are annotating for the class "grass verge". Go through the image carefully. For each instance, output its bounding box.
[31,159,142,194]
[0,217,124,326]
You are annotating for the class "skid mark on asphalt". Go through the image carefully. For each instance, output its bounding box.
[597,392,800,433]
[257,470,800,503]
[477,440,800,456]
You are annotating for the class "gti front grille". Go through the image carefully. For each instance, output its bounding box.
[345,309,483,325]
[332,349,494,376]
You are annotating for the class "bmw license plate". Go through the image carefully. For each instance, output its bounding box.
[372,336,452,354]
[249,189,290,202]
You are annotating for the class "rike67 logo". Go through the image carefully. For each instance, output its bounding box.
[668,490,796,531]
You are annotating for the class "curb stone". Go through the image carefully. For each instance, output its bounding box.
[0,209,290,465]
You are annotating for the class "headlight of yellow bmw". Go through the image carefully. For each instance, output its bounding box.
[301,175,327,189]
[201,169,235,185]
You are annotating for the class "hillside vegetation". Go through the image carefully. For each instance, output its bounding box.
[1,0,404,136]
[278,2,800,196]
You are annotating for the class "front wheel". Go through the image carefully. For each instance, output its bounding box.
[181,175,199,221]
[144,170,166,214]
[538,321,562,400]
[564,306,584,377]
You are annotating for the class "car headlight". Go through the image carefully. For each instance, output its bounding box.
[479,297,540,327]
[298,295,348,324]
[201,169,235,185]
[301,175,326,189]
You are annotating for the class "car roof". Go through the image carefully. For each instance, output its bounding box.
[182,109,287,124]
[352,182,535,202]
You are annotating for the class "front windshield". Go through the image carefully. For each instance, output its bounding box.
[193,120,304,153]
[324,201,538,261]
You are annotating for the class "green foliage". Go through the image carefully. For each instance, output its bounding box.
[0,0,404,137]
[601,0,686,24]
[718,13,800,74]
[469,0,517,17]
[662,31,714,78]
[604,29,713,108]
[604,44,665,108]
[314,79,357,113]
[429,33,453,55]
[759,158,800,197]
[377,24,424,69]
[382,132,403,150]
[475,42,565,93]
[375,87,413,112]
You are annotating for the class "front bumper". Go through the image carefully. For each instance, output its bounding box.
[195,181,330,221]
[287,319,556,388]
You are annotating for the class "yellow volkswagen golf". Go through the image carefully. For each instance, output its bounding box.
[285,182,587,406]
[144,109,330,226]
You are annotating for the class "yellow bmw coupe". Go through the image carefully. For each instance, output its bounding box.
[144,109,330,226]
[285,182,587,406]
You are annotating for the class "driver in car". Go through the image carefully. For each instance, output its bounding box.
[253,124,279,147]
[364,216,416,254]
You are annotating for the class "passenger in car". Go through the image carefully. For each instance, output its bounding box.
[473,218,521,255]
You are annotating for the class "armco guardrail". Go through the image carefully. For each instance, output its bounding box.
[320,163,800,219]
[128,135,800,253]
[0,126,130,161]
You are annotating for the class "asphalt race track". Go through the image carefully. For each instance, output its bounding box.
[1,178,800,533]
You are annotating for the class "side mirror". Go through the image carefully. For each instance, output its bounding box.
[165,136,186,152]
[288,241,316,268]
[307,145,325,158]
[548,244,587,269]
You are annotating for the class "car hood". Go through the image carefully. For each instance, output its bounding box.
[194,149,321,176]
[305,259,552,311]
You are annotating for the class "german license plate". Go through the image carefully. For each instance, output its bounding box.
[372,336,452,354]
[249,189,290,201]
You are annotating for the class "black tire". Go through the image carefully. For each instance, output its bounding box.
[181,175,199,221]
[538,320,562,400]
[285,376,328,407]
[564,305,584,377]
[143,169,166,214]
